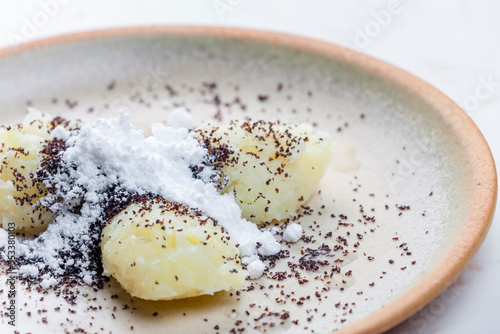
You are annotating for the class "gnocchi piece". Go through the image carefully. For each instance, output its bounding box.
[0,111,59,232]
[101,197,245,301]
[195,121,333,224]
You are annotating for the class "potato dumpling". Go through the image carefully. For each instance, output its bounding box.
[0,111,61,232]
[101,197,245,301]
[195,121,334,224]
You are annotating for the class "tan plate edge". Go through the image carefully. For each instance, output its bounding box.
[0,26,497,334]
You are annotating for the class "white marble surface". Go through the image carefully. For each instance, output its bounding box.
[0,1,498,333]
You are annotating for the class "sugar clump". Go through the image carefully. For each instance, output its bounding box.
[247,260,266,280]
[283,223,303,243]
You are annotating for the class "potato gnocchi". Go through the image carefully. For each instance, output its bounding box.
[195,120,334,224]
[0,111,60,232]
[101,197,245,300]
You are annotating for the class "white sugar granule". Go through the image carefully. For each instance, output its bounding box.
[247,260,266,280]
[13,113,279,282]
[40,275,58,289]
[82,274,93,285]
[19,264,39,277]
[283,223,303,243]
[52,125,71,141]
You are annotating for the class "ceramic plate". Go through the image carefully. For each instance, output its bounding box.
[0,27,496,334]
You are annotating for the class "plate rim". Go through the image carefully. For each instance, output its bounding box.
[0,26,497,334]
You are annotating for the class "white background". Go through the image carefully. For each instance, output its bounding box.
[0,1,499,333]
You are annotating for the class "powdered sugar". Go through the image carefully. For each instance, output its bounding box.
[19,264,39,277]
[247,260,266,280]
[40,275,58,289]
[52,125,72,141]
[283,223,303,243]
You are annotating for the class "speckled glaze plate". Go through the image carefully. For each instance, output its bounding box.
[0,27,496,334]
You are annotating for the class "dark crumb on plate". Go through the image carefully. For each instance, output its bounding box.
[257,95,269,102]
